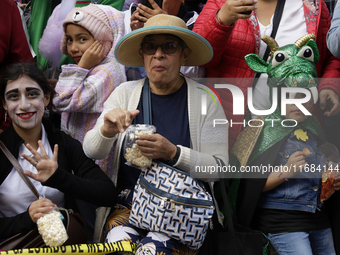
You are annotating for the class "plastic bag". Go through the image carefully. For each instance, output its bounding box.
[319,143,340,202]
[37,208,68,247]
[124,124,156,168]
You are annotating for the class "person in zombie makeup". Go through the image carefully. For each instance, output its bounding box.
[0,62,117,240]
[0,0,33,134]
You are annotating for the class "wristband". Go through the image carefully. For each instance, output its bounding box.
[216,10,228,26]
[278,167,288,181]
[167,146,181,166]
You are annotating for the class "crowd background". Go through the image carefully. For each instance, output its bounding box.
[6,0,339,135]
[2,0,340,254]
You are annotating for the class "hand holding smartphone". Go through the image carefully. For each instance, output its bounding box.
[218,0,256,26]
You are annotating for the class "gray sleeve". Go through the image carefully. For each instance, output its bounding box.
[327,1,340,57]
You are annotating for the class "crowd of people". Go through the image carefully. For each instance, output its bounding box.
[1,0,340,254]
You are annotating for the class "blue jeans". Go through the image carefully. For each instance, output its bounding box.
[268,228,335,255]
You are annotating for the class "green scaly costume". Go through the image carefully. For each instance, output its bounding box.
[217,34,327,230]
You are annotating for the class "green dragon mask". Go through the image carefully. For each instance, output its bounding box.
[245,34,319,105]
[241,34,326,164]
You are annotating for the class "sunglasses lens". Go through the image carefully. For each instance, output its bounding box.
[142,43,158,54]
[142,42,179,55]
[162,42,178,54]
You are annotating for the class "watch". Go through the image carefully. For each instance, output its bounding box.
[167,146,181,166]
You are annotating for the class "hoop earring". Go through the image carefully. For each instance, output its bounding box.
[4,111,7,122]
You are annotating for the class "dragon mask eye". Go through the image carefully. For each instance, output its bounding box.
[272,51,290,68]
[296,46,314,62]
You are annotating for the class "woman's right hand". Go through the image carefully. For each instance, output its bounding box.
[263,151,307,192]
[100,109,140,138]
[29,198,56,223]
[283,151,307,178]
[218,0,256,26]
[130,9,145,31]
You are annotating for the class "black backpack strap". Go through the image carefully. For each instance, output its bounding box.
[142,78,152,125]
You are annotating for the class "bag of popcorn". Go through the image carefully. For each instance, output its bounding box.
[37,208,68,247]
[320,143,340,202]
[124,124,156,168]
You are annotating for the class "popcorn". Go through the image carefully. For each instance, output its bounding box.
[37,209,68,247]
[302,148,310,156]
[124,125,155,168]
[125,143,152,167]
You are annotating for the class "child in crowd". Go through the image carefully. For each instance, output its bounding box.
[52,4,126,177]
[229,36,340,254]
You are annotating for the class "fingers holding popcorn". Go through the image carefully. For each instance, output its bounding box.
[29,198,56,223]
[136,134,177,161]
[124,125,155,167]
[302,148,311,156]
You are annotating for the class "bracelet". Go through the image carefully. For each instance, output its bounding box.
[278,167,288,181]
[167,146,181,166]
[216,10,227,26]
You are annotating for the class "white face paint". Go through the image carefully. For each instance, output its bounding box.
[3,76,50,133]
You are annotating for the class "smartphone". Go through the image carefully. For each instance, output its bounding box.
[241,2,253,15]
[140,0,163,9]
[131,2,138,15]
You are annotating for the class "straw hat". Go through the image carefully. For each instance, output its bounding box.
[114,14,213,67]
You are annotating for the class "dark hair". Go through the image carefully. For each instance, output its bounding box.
[0,62,56,104]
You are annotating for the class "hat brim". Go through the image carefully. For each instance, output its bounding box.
[114,25,213,67]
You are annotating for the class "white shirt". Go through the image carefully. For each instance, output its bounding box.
[252,1,308,118]
[0,125,64,217]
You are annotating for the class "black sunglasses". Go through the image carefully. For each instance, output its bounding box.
[141,42,180,55]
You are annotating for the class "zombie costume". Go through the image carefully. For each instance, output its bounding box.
[0,120,117,239]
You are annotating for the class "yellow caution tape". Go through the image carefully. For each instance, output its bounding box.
[0,241,137,255]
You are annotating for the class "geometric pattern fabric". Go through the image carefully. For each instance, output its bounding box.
[129,162,215,250]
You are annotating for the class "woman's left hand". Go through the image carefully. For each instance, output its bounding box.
[135,0,167,23]
[136,134,176,161]
[22,141,59,183]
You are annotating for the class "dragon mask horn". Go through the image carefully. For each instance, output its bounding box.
[294,34,316,48]
[261,36,280,56]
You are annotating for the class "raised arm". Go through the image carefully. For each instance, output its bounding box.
[327,1,340,57]
[193,0,255,68]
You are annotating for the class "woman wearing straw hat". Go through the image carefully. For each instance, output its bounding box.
[83,14,228,254]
